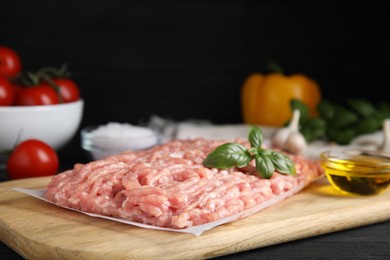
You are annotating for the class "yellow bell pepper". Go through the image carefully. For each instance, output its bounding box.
[241,72,321,127]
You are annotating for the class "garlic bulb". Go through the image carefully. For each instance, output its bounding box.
[271,109,307,155]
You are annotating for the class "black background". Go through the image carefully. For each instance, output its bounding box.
[1,0,389,128]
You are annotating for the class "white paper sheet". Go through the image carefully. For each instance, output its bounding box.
[12,183,304,236]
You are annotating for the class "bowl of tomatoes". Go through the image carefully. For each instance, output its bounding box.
[0,46,84,151]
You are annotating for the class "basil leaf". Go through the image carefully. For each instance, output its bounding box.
[317,100,336,121]
[329,105,358,129]
[248,125,262,149]
[327,127,356,145]
[203,143,252,169]
[270,151,296,176]
[304,117,327,129]
[255,150,275,179]
[356,117,382,135]
[347,98,376,118]
[301,118,327,143]
[377,102,390,116]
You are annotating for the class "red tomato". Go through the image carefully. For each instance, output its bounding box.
[14,83,60,106]
[53,78,80,103]
[7,139,59,179]
[0,46,22,77]
[0,76,15,106]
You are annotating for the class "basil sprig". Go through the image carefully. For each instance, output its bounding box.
[203,126,296,179]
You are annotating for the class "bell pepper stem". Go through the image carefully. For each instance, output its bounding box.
[266,62,284,74]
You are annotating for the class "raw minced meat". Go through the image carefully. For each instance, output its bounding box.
[45,138,323,229]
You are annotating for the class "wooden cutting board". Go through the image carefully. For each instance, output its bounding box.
[1,176,390,260]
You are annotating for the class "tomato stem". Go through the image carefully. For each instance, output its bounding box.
[37,64,71,78]
[27,71,39,85]
[40,74,63,103]
[58,64,71,78]
[38,67,58,76]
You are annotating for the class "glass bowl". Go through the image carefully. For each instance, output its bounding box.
[81,123,160,160]
[320,149,390,196]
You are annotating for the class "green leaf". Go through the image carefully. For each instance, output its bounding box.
[327,127,356,145]
[377,102,390,116]
[248,125,263,149]
[304,117,327,129]
[329,105,358,129]
[270,151,296,176]
[347,98,376,118]
[255,151,275,179]
[317,100,336,121]
[301,127,325,143]
[356,117,382,135]
[300,118,327,143]
[203,143,252,169]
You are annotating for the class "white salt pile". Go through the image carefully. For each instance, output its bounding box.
[83,122,159,159]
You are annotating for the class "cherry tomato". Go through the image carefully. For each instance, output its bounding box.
[0,46,22,77]
[7,139,59,179]
[14,83,60,106]
[53,78,80,103]
[0,76,15,106]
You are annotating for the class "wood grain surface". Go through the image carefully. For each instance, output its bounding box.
[1,176,389,260]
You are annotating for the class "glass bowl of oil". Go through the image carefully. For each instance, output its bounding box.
[320,149,390,196]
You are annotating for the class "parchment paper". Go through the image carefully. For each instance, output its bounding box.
[12,184,304,236]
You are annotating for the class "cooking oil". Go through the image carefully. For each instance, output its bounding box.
[320,150,390,196]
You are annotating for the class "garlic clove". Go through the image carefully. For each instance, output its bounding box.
[379,119,390,152]
[271,127,291,149]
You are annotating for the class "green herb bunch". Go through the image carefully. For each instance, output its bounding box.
[290,98,390,145]
[203,126,296,179]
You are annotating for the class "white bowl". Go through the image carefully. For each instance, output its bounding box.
[0,99,84,151]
